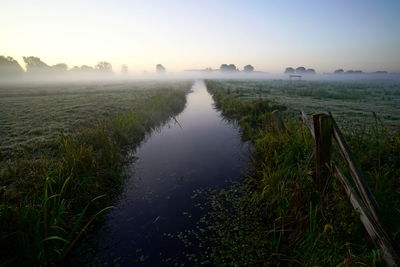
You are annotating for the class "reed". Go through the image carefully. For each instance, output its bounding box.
[0,86,189,266]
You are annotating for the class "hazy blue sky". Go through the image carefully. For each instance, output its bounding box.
[1,0,399,72]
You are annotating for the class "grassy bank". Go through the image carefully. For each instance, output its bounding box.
[210,79,400,131]
[0,81,191,266]
[180,80,399,266]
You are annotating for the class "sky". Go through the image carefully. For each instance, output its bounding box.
[1,0,400,73]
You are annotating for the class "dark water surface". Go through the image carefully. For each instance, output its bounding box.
[88,80,249,266]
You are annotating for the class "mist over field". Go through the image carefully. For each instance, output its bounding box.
[1,54,399,84]
[1,55,399,83]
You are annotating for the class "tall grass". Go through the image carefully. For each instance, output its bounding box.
[0,88,188,266]
[179,80,399,266]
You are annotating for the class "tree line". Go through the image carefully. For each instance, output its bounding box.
[0,55,116,76]
[219,64,254,72]
[333,69,387,74]
[284,66,316,74]
[1,55,388,77]
[284,67,388,75]
[0,55,169,77]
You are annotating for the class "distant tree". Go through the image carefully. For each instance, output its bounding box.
[354,70,363,74]
[306,68,316,74]
[80,65,95,72]
[284,67,295,74]
[23,56,50,73]
[228,64,237,71]
[0,55,24,76]
[95,61,112,72]
[243,64,254,72]
[295,67,306,74]
[121,64,128,74]
[334,69,344,74]
[220,64,237,72]
[375,70,388,74]
[51,63,68,72]
[220,64,228,71]
[70,65,95,74]
[346,70,354,74]
[156,64,166,74]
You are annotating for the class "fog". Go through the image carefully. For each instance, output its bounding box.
[1,55,400,84]
[1,71,400,85]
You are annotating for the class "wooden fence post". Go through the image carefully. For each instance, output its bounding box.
[312,113,333,190]
[331,118,383,224]
[301,110,399,266]
[271,110,286,133]
[300,109,315,138]
[334,165,399,266]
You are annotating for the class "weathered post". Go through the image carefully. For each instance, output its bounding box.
[334,166,399,267]
[271,110,286,133]
[312,113,333,190]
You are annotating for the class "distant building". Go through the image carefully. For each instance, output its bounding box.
[289,74,302,81]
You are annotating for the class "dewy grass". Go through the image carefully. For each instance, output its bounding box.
[209,79,400,131]
[0,81,191,161]
[0,83,190,266]
[178,80,399,266]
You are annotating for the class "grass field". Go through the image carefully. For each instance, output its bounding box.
[211,79,400,130]
[0,80,191,266]
[1,78,399,266]
[178,80,400,266]
[0,81,191,161]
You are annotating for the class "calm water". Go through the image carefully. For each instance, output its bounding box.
[88,80,249,266]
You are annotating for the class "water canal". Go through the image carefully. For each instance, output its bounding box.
[88,80,249,265]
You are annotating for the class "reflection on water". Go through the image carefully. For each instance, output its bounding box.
[90,80,249,266]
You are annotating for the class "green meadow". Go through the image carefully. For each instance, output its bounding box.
[214,79,400,130]
[0,81,191,265]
